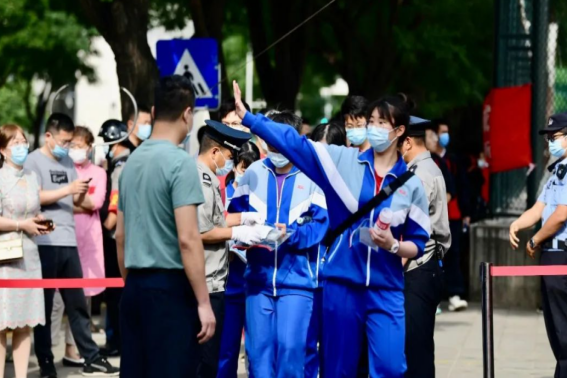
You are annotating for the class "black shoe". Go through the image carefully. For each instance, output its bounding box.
[99,347,120,357]
[82,356,119,376]
[39,363,57,378]
[62,355,85,367]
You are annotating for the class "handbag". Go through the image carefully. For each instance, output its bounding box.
[0,175,26,263]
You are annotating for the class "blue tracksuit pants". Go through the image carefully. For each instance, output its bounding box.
[305,288,322,378]
[246,292,313,378]
[321,280,406,378]
[217,294,246,378]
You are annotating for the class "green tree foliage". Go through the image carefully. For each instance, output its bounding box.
[0,0,95,140]
[311,0,494,118]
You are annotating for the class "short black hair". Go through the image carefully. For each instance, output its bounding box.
[46,113,74,134]
[129,104,152,121]
[153,75,195,122]
[220,97,251,120]
[367,93,415,129]
[311,122,347,146]
[268,110,302,134]
[341,96,369,119]
[225,142,261,186]
[431,118,450,134]
[199,134,223,155]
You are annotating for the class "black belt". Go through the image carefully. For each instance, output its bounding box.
[542,239,567,251]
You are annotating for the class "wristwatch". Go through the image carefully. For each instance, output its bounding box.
[389,240,400,254]
[529,238,537,250]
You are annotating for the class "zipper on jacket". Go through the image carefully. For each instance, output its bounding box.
[267,167,300,296]
[363,161,395,287]
[306,251,314,279]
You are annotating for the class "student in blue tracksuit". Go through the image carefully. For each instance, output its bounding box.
[218,142,260,378]
[232,82,430,378]
[228,111,329,378]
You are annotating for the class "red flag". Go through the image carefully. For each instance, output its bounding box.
[483,84,532,173]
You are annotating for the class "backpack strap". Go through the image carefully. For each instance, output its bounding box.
[322,171,414,247]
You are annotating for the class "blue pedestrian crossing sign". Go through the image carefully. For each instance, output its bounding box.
[156,38,221,110]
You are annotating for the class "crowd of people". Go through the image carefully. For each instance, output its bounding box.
[0,73,502,378]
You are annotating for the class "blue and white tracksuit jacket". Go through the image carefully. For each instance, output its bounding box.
[227,158,329,297]
[242,112,430,290]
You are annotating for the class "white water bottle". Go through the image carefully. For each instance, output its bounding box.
[375,208,393,230]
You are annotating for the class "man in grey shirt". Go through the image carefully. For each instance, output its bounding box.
[25,113,119,377]
[399,117,451,378]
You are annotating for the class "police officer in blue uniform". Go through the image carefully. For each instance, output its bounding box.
[510,112,567,378]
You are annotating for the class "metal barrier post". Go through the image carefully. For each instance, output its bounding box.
[481,262,495,378]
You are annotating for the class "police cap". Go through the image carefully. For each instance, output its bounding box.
[405,116,431,137]
[539,112,567,135]
[199,119,251,152]
[98,119,128,143]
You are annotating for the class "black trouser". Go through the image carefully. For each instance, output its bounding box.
[120,269,200,378]
[103,232,122,351]
[404,256,444,378]
[34,246,99,367]
[197,291,225,378]
[541,250,567,378]
[444,220,465,297]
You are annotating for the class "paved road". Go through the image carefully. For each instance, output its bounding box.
[5,304,556,377]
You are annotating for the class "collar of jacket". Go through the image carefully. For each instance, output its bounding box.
[357,148,408,177]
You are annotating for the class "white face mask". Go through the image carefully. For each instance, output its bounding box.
[69,148,89,165]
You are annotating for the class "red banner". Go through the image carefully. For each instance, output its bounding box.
[483,85,532,173]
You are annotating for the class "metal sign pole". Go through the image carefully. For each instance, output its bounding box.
[481,262,495,378]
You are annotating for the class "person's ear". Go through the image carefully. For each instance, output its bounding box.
[127,119,134,131]
[396,125,406,137]
[183,107,193,123]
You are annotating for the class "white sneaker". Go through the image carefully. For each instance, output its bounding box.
[448,296,468,312]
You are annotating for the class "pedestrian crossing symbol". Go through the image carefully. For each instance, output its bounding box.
[173,50,213,98]
[156,38,221,110]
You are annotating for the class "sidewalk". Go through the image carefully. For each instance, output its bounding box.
[4,305,556,377]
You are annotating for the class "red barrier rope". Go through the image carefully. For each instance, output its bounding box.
[491,265,567,277]
[0,278,124,289]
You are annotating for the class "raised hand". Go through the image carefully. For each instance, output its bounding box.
[232,80,247,120]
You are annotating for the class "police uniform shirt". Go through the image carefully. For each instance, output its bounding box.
[539,159,567,245]
[406,151,451,271]
[197,161,229,293]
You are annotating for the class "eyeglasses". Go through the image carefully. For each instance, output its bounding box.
[545,133,567,142]
[8,139,29,148]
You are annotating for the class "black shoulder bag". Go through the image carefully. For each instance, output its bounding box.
[322,171,414,247]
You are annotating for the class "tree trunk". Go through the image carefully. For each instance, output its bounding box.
[188,0,229,104]
[245,0,311,110]
[79,0,158,120]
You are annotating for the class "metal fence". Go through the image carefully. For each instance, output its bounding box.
[491,0,567,215]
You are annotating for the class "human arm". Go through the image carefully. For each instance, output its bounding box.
[104,164,122,230]
[40,179,89,206]
[285,189,329,250]
[115,210,127,279]
[372,178,431,259]
[175,205,216,344]
[527,204,567,258]
[0,216,48,236]
[509,201,545,249]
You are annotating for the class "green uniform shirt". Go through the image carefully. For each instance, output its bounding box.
[118,139,204,269]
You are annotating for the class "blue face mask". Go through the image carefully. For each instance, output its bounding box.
[235,172,244,185]
[268,151,290,168]
[549,138,566,158]
[367,127,397,153]
[215,151,234,176]
[51,141,69,160]
[8,145,29,166]
[346,128,367,146]
[439,133,450,148]
[137,124,152,141]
